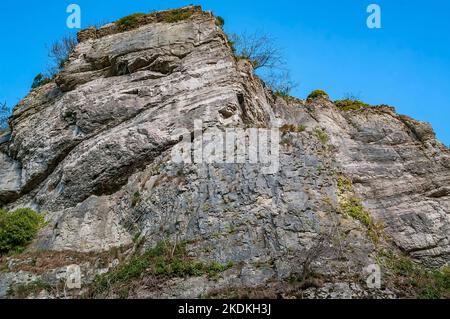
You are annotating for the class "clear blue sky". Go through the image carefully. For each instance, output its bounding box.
[0,0,449,145]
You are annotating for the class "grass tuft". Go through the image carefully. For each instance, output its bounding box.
[313,128,329,144]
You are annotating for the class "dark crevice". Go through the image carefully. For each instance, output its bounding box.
[18,142,82,198]
[70,139,179,209]
[121,89,139,95]
[236,92,251,125]
[426,187,450,199]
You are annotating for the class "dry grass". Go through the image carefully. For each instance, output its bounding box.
[280,124,306,134]
[0,245,131,275]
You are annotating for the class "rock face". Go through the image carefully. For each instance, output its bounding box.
[0,6,449,299]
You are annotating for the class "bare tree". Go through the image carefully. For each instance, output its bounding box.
[0,102,10,129]
[47,34,77,77]
[300,235,328,282]
[343,92,362,101]
[265,70,298,97]
[230,32,284,70]
[229,31,298,97]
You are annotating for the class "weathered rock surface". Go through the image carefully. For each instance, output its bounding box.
[0,6,449,299]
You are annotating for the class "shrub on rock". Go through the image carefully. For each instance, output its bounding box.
[335,99,369,111]
[307,89,329,100]
[0,208,45,255]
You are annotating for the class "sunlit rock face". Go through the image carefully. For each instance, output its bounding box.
[0,6,448,299]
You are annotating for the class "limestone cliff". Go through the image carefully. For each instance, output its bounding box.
[0,6,449,299]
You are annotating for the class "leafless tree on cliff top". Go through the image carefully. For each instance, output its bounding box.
[230,32,284,70]
[229,31,298,96]
[47,34,77,77]
[264,70,298,97]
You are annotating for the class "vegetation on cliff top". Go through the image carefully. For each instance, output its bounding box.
[116,7,197,31]
[307,91,372,111]
[335,99,370,111]
[31,34,77,90]
[226,32,297,97]
[229,32,283,70]
[215,16,225,28]
[116,13,146,30]
[307,89,329,100]
[48,35,77,71]
[31,73,52,89]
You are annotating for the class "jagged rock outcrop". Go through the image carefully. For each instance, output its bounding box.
[0,6,449,299]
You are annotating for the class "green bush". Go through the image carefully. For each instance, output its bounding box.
[307,89,329,100]
[335,99,369,111]
[0,208,45,255]
[31,73,52,89]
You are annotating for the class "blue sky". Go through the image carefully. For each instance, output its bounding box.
[0,0,449,145]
